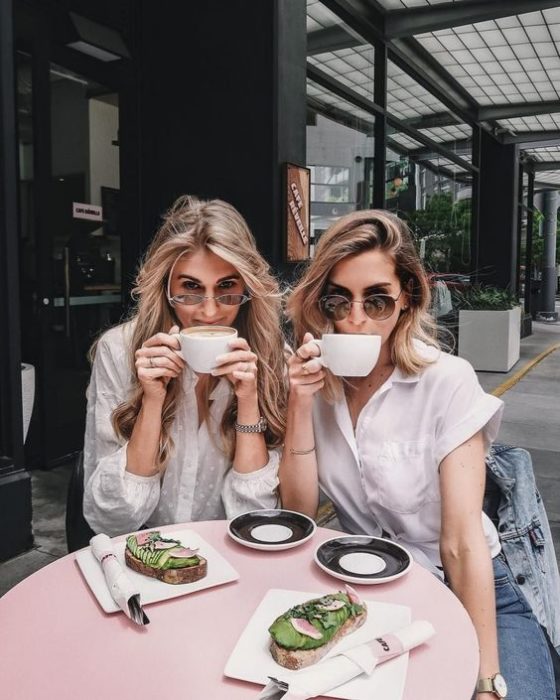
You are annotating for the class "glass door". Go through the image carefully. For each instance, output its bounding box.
[17,54,123,465]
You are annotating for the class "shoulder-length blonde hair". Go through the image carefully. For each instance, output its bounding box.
[287,209,439,402]
[100,194,287,466]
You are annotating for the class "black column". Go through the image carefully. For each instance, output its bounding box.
[478,131,520,291]
[135,0,307,271]
[373,42,386,209]
[0,0,33,560]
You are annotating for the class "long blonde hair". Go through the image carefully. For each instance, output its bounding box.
[287,209,439,402]
[102,195,287,466]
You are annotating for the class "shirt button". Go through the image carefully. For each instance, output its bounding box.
[516,574,526,585]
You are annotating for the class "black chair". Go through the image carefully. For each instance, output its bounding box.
[65,451,96,552]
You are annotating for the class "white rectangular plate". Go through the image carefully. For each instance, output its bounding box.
[75,528,239,613]
[224,589,411,700]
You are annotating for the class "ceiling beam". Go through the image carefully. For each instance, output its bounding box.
[401,112,461,130]
[531,161,560,172]
[389,37,481,127]
[503,130,560,147]
[385,0,560,39]
[407,138,472,160]
[320,0,385,44]
[479,101,560,121]
[307,25,362,56]
[307,96,375,135]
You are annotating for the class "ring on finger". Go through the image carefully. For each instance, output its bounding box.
[295,349,306,361]
[149,357,155,368]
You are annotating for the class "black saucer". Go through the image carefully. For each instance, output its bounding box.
[315,535,412,584]
[228,509,316,551]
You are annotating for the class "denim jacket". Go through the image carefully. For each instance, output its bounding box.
[484,443,560,649]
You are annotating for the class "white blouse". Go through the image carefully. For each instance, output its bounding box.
[83,322,280,537]
[312,341,504,576]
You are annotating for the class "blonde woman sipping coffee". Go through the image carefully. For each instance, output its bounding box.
[83,195,286,536]
[279,210,556,700]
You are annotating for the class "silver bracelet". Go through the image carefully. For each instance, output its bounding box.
[234,416,268,433]
[289,445,316,456]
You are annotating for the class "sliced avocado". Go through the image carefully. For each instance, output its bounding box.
[269,593,364,650]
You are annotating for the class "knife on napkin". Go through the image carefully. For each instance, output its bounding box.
[259,619,435,699]
[90,534,150,626]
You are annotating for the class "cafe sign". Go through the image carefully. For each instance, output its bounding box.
[72,202,103,221]
[285,163,310,262]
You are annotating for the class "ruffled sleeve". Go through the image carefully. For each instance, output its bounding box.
[434,357,504,465]
[221,448,281,518]
[83,326,161,536]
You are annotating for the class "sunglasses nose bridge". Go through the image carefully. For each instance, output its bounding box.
[346,299,369,324]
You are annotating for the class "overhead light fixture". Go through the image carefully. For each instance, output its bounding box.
[66,12,130,62]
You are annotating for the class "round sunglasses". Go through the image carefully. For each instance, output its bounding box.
[319,289,404,322]
[167,293,251,306]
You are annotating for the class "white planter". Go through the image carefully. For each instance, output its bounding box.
[458,307,521,372]
[21,363,35,442]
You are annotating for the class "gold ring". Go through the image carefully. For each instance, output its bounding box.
[296,349,306,361]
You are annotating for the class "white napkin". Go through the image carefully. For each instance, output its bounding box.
[90,534,149,624]
[259,620,435,700]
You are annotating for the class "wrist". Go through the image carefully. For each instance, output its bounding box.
[141,393,165,411]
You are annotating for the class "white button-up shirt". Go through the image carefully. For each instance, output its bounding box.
[313,342,504,575]
[83,323,280,536]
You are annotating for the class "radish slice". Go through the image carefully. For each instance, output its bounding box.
[345,584,363,606]
[317,600,346,611]
[290,618,323,640]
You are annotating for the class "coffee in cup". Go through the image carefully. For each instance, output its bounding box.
[175,325,237,373]
[311,333,381,376]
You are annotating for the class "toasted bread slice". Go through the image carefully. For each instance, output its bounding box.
[269,590,367,670]
[124,548,207,585]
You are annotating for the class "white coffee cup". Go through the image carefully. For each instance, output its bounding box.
[311,333,381,376]
[175,325,238,374]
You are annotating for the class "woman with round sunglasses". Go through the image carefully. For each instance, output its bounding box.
[279,210,556,700]
[83,195,287,536]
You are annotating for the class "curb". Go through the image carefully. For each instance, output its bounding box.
[491,342,560,398]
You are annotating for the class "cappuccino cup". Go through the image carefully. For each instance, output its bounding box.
[175,325,238,374]
[311,333,381,376]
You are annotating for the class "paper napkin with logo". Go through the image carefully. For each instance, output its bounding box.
[259,620,435,700]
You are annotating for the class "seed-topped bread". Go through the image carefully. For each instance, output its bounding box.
[125,531,207,585]
[268,587,367,670]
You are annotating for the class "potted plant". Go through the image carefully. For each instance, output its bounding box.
[453,285,521,372]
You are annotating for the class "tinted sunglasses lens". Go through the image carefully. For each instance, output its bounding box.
[217,294,248,306]
[363,295,395,320]
[321,296,351,321]
[172,294,203,305]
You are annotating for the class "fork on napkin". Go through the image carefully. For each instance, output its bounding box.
[259,620,434,699]
[90,534,150,626]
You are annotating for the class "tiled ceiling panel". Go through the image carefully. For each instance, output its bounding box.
[415,10,560,110]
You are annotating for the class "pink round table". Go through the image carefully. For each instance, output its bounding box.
[0,522,478,699]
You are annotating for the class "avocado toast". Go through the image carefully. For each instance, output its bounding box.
[268,587,367,669]
[125,531,207,584]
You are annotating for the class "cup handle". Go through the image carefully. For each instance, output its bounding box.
[309,338,328,368]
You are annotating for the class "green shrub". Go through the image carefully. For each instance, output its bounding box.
[452,284,519,311]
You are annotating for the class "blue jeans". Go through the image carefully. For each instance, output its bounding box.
[493,553,556,700]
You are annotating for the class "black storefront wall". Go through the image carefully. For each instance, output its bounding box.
[0,0,307,559]
[0,0,33,559]
[135,0,307,272]
[478,131,520,292]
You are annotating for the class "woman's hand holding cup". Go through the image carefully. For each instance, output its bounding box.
[212,337,258,400]
[135,325,186,401]
[288,332,325,401]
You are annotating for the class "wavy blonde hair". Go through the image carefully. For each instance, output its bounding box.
[287,209,439,402]
[102,195,287,466]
